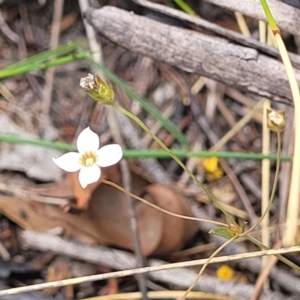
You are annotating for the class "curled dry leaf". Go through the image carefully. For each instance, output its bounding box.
[143,184,198,255]
[0,195,104,245]
[85,176,198,256]
[86,180,164,256]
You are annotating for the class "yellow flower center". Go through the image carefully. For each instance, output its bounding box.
[80,151,98,167]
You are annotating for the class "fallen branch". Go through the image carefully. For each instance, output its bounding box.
[18,230,298,300]
[204,0,300,37]
[132,0,300,69]
[84,6,298,104]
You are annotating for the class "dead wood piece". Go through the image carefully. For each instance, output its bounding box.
[204,0,300,37]
[84,6,298,104]
[21,230,295,300]
[106,106,148,299]
[42,0,64,116]
[132,0,300,69]
[0,283,55,300]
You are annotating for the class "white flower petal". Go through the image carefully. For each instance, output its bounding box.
[97,144,123,167]
[79,73,94,89]
[52,152,81,172]
[78,165,101,188]
[77,127,100,153]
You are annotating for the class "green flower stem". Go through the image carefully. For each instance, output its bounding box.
[243,131,281,235]
[113,103,236,225]
[0,134,291,161]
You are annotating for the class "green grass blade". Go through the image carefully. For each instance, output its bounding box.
[173,0,197,15]
[0,134,292,162]
[0,42,81,79]
[3,42,79,69]
[0,135,75,151]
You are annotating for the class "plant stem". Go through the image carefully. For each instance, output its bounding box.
[112,103,236,226]
[180,236,237,300]
[260,0,300,246]
[101,179,228,227]
[246,235,300,272]
[243,131,281,235]
[83,52,190,147]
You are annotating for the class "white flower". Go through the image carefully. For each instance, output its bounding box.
[52,127,123,188]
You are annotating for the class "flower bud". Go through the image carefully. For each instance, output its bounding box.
[266,109,286,131]
[80,73,114,105]
[203,157,224,181]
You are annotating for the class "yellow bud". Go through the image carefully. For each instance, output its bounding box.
[206,168,224,182]
[203,157,224,181]
[216,265,235,281]
[266,109,286,131]
[203,157,219,173]
[80,73,115,105]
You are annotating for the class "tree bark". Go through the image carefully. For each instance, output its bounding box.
[204,0,300,37]
[84,6,300,105]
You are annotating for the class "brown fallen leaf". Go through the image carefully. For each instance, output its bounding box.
[0,171,198,256]
[143,184,198,255]
[86,180,164,256]
[0,195,104,244]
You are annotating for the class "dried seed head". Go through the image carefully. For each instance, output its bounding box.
[80,73,115,105]
[266,109,286,131]
[80,73,95,90]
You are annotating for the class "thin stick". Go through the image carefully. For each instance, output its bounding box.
[78,0,103,66]
[259,20,266,43]
[260,0,300,246]
[180,237,237,300]
[2,233,300,297]
[261,100,271,289]
[246,235,300,272]
[250,240,281,300]
[42,0,64,115]
[106,107,148,300]
[234,12,251,37]
[243,131,282,235]
[0,10,19,43]
[211,100,264,152]
[82,290,234,300]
